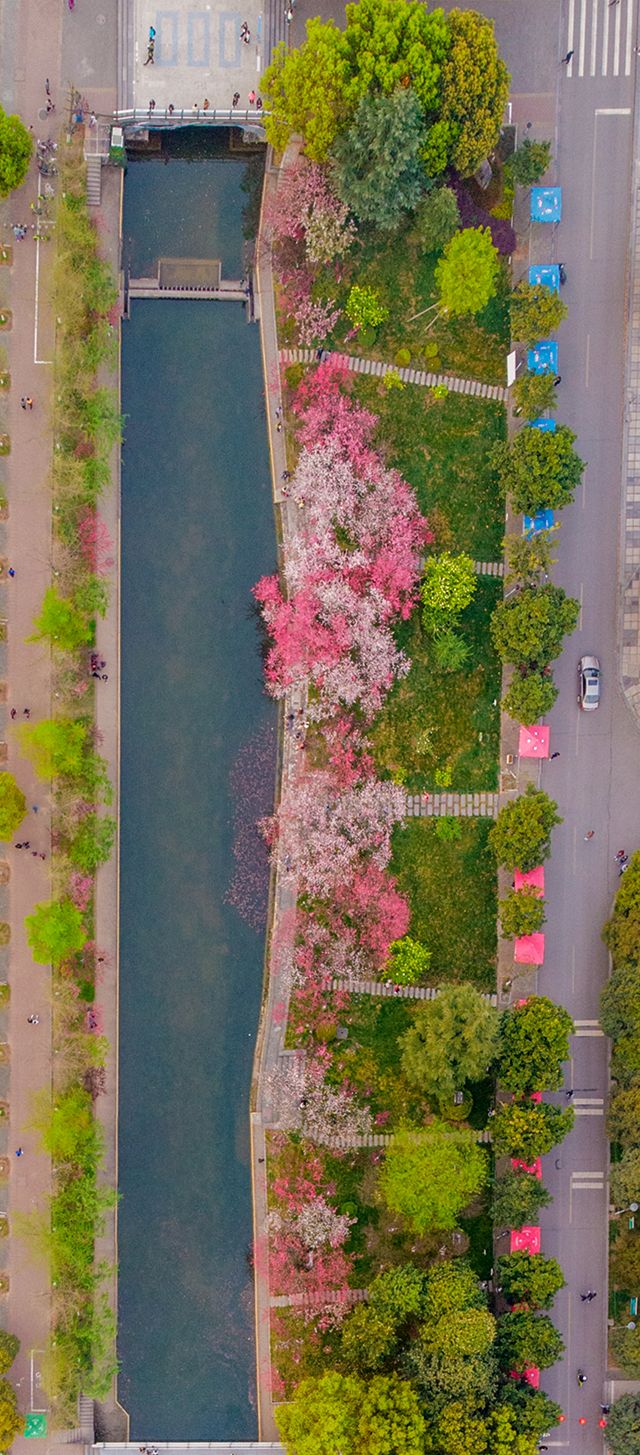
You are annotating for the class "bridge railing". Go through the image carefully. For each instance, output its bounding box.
[114,107,266,133]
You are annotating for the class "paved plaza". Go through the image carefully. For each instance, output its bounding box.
[130,0,268,113]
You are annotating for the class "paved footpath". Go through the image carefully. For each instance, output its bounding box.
[1,0,61,1442]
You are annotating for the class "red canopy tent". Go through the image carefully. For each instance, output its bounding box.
[514,866,545,896]
[514,933,545,964]
[518,725,550,758]
[510,1225,541,1254]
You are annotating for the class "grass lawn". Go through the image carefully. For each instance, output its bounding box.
[391,817,497,990]
[353,379,505,560]
[324,224,510,386]
[373,577,502,793]
[328,996,425,1125]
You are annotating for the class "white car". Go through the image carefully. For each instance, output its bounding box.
[578,655,601,711]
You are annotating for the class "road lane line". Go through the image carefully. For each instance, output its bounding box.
[591,0,599,72]
[614,0,622,73]
[579,0,588,72]
[568,0,576,72]
[602,0,610,72]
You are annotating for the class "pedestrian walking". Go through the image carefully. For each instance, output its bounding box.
[561,48,574,63]
[27,1015,39,1025]
[550,751,560,759]
[585,829,595,839]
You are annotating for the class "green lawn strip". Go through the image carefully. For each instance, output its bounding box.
[373,576,502,792]
[391,817,498,991]
[352,380,505,560]
[321,227,510,385]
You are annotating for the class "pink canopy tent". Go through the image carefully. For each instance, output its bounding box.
[514,933,545,964]
[510,1367,541,1389]
[510,1225,541,1254]
[514,866,545,896]
[518,724,550,758]
[511,1156,543,1178]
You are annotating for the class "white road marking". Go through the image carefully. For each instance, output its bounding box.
[591,0,599,70]
[579,0,588,72]
[568,0,576,72]
[614,0,622,73]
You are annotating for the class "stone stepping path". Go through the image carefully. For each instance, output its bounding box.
[331,977,497,1006]
[279,346,508,402]
[475,560,504,577]
[270,1289,367,1309]
[405,791,499,818]
[319,1128,493,1149]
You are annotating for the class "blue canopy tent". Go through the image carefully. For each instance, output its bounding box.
[527,341,558,375]
[523,508,555,536]
[528,264,561,294]
[530,187,562,223]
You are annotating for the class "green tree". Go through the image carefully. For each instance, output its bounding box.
[491,1167,552,1229]
[0,1334,19,1376]
[491,584,580,669]
[507,138,552,186]
[606,1393,640,1455]
[610,1323,640,1375]
[611,1230,640,1289]
[497,1251,565,1310]
[490,424,585,515]
[0,105,32,198]
[385,935,432,985]
[436,226,500,317]
[513,369,557,420]
[608,1086,640,1147]
[331,88,427,231]
[417,186,460,252]
[340,1265,427,1374]
[502,670,559,726]
[499,887,546,939]
[510,283,567,345]
[380,1124,487,1233]
[432,629,470,672]
[345,284,388,329]
[68,814,116,874]
[492,1100,574,1160]
[439,9,509,176]
[421,550,477,634]
[610,1148,640,1210]
[498,1385,563,1441]
[276,1370,361,1455]
[341,0,450,115]
[499,996,574,1093]
[262,23,351,159]
[401,982,499,1103]
[29,586,93,653]
[504,529,560,587]
[0,772,26,840]
[25,897,87,966]
[0,1377,22,1450]
[357,1373,426,1455]
[495,1310,564,1371]
[603,853,640,965]
[489,784,562,872]
[432,1402,489,1455]
[19,718,88,780]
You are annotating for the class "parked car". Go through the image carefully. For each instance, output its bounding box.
[578,655,601,711]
